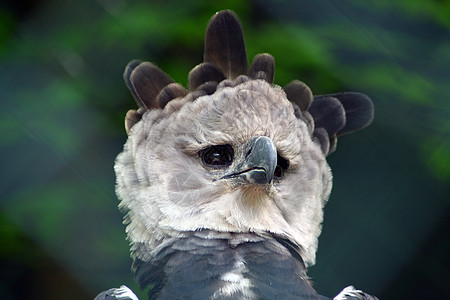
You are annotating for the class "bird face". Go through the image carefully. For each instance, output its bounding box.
[116,79,332,265]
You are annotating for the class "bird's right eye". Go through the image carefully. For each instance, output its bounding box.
[201,145,234,168]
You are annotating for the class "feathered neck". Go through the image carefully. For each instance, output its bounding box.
[130,230,322,299]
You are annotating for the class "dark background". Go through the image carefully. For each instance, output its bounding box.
[1,0,448,299]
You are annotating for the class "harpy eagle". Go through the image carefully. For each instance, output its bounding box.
[95,10,377,300]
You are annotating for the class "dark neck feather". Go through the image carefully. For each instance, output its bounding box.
[132,231,324,300]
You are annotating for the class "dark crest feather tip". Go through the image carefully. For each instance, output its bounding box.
[329,92,374,135]
[123,60,144,107]
[329,136,338,154]
[248,53,275,83]
[284,80,313,111]
[183,89,208,103]
[130,62,175,110]
[125,109,144,134]
[313,127,330,155]
[195,81,218,95]
[307,96,346,138]
[204,10,248,79]
[157,83,188,109]
[188,63,225,91]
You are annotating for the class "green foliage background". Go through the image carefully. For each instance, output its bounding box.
[0,0,448,299]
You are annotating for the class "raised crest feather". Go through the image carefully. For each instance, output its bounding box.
[308,96,346,141]
[204,10,248,79]
[248,53,275,83]
[284,80,313,111]
[129,62,175,110]
[188,63,225,91]
[327,92,374,135]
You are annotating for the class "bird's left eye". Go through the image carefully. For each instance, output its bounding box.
[274,154,289,179]
[201,145,234,168]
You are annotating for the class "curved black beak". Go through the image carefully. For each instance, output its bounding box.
[222,136,277,185]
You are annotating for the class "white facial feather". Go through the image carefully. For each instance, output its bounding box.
[115,79,332,266]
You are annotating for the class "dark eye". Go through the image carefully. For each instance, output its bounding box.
[201,145,234,168]
[274,154,289,179]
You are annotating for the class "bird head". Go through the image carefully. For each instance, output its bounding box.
[115,10,373,267]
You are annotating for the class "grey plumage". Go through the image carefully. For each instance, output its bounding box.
[95,10,377,300]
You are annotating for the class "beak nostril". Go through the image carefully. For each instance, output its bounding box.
[245,147,252,158]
